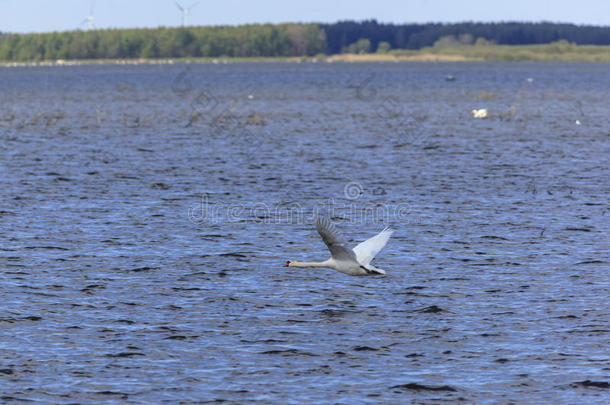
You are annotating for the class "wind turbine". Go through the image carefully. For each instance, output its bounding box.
[81,3,95,30]
[175,2,199,27]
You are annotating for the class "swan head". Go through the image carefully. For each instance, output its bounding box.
[283,260,294,267]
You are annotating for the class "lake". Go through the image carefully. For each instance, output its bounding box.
[1,61,609,403]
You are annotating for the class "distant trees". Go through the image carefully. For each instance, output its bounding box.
[433,34,493,48]
[0,21,608,61]
[376,41,391,53]
[342,38,371,54]
[285,24,327,55]
[322,20,610,53]
[0,23,326,61]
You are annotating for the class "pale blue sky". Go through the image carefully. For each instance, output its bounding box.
[1,0,609,33]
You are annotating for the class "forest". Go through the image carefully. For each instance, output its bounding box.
[0,24,326,61]
[0,21,609,61]
[322,20,610,53]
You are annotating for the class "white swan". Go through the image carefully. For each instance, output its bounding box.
[472,108,488,118]
[283,216,394,276]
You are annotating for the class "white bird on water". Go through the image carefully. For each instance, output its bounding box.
[283,216,394,276]
[472,108,488,118]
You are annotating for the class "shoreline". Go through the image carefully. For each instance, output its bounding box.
[2,47,610,67]
[0,54,477,67]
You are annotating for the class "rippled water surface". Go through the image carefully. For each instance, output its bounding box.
[1,62,609,403]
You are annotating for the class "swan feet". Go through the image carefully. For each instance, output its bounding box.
[360,265,385,275]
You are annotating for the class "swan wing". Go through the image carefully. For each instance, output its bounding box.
[315,215,357,262]
[353,227,394,266]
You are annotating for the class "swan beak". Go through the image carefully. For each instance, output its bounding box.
[283,262,290,267]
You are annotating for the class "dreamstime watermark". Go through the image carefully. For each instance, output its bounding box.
[170,65,260,161]
[171,65,256,130]
[348,73,434,148]
[188,182,418,226]
[344,181,364,200]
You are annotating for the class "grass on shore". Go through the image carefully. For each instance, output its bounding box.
[395,41,610,62]
[333,41,610,62]
[1,42,609,66]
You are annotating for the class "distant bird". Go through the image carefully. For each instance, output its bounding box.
[472,108,488,118]
[445,75,456,81]
[283,216,394,276]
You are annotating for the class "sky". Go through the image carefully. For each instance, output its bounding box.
[1,0,609,34]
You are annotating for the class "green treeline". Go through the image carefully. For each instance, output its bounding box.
[0,20,609,61]
[322,21,610,53]
[0,24,326,61]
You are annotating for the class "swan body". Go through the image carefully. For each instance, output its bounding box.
[284,216,394,276]
[472,108,488,118]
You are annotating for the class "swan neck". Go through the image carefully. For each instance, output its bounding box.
[292,260,329,268]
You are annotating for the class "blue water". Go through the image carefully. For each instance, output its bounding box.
[1,62,609,403]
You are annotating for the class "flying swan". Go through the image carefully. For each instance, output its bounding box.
[283,216,394,276]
